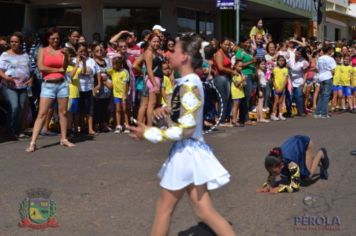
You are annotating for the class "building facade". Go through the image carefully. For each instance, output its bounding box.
[1,0,317,42]
[220,0,317,42]
[325,0,356,41]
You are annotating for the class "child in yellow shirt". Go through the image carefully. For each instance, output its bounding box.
[107,56,130,133]
[339,55,353,111]
[352,65,356,112]
[161,62,174,108]
[271,55,288,121]
[66,57,82,133]
[231,59,245,127]
[331,53,342,111]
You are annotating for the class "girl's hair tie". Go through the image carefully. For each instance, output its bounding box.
[269,148,281,157]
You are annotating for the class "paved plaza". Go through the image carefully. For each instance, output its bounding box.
[0,113,355,236]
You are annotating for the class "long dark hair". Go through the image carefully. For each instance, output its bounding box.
[42,27,61,47]
[276,55,286,68]
[266,42,276,54]
[296,46,309,62]
[265,147,283,170]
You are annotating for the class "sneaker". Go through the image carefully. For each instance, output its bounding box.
[320,148,329,169]
[252,107,257,113]
[320,115,331,119]
[270,114,279,121]
[320,164,328,180]
[313,114,321,119]
[279,114,286,121]
[40,129,58,136]
[114,125,123,134]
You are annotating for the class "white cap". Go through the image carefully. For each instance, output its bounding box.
[152,25,166,32]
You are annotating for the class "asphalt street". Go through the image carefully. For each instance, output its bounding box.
[0,113,355,236]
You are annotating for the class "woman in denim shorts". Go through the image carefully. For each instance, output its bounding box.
[26,27,75,152]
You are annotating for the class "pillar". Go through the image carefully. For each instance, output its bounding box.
[81,0,103,42]
[23,4,35,32]
[294,21,301,37]
[160,0,178,36]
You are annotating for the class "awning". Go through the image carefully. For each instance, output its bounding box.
[326,17,348,27]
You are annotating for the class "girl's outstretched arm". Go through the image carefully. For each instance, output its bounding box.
[128,82,202,143]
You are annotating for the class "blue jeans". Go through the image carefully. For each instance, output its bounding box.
[263,80,272,109]
[213,75,230,123]
[2,87,28,135]
[285,88,292,116]
[239,74,256,122]
[245,74,257,112]
[203,80,217,121]
[293,86,304,115]
[316,79,332,116]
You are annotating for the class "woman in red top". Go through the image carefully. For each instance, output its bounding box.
[213,38,235,126]
[163,38,175,61]
[26,27,75,152]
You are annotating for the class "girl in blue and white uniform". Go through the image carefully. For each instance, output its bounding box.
[128,33,235,236]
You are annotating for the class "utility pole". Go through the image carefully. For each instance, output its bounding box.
[317,0,326,42]
[235,0,240,42]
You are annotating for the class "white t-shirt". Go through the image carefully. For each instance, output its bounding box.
[73,57,100,92]
[317,55,336,82]
[0,52,32,89]
[258,70,267,87]
[288,58,309,87]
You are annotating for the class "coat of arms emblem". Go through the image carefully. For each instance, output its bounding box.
[19,188,59,229]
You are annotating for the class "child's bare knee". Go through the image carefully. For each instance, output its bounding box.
[193,204,212,221]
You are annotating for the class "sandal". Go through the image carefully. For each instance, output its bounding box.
[245,121,257,126]
[232,122,244,127]
[18,133,29,139]
[26,142,37,153]
[89,132,99,136]
[219,123,233,127]
[60,139,75,148]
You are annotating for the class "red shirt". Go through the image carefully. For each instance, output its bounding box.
[213,49,232,76]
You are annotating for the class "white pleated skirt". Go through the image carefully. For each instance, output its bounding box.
[158,138,231,191]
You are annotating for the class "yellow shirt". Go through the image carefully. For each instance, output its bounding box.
[161,75,174,105]
[333,65,342,86]
[231,74,245,99]
[249,26,265,39]
[339,65,352,86]
[352,67,356,88]
[273,67,288,91]
[66,65,80,99]
[107,68,129,98]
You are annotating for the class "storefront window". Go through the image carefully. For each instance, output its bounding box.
[177,8,214,39]
[198,12,214,38]
[35,8,81,32]
[103,8,160,38]
[177,8,197,33]
[0,3,25,35]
